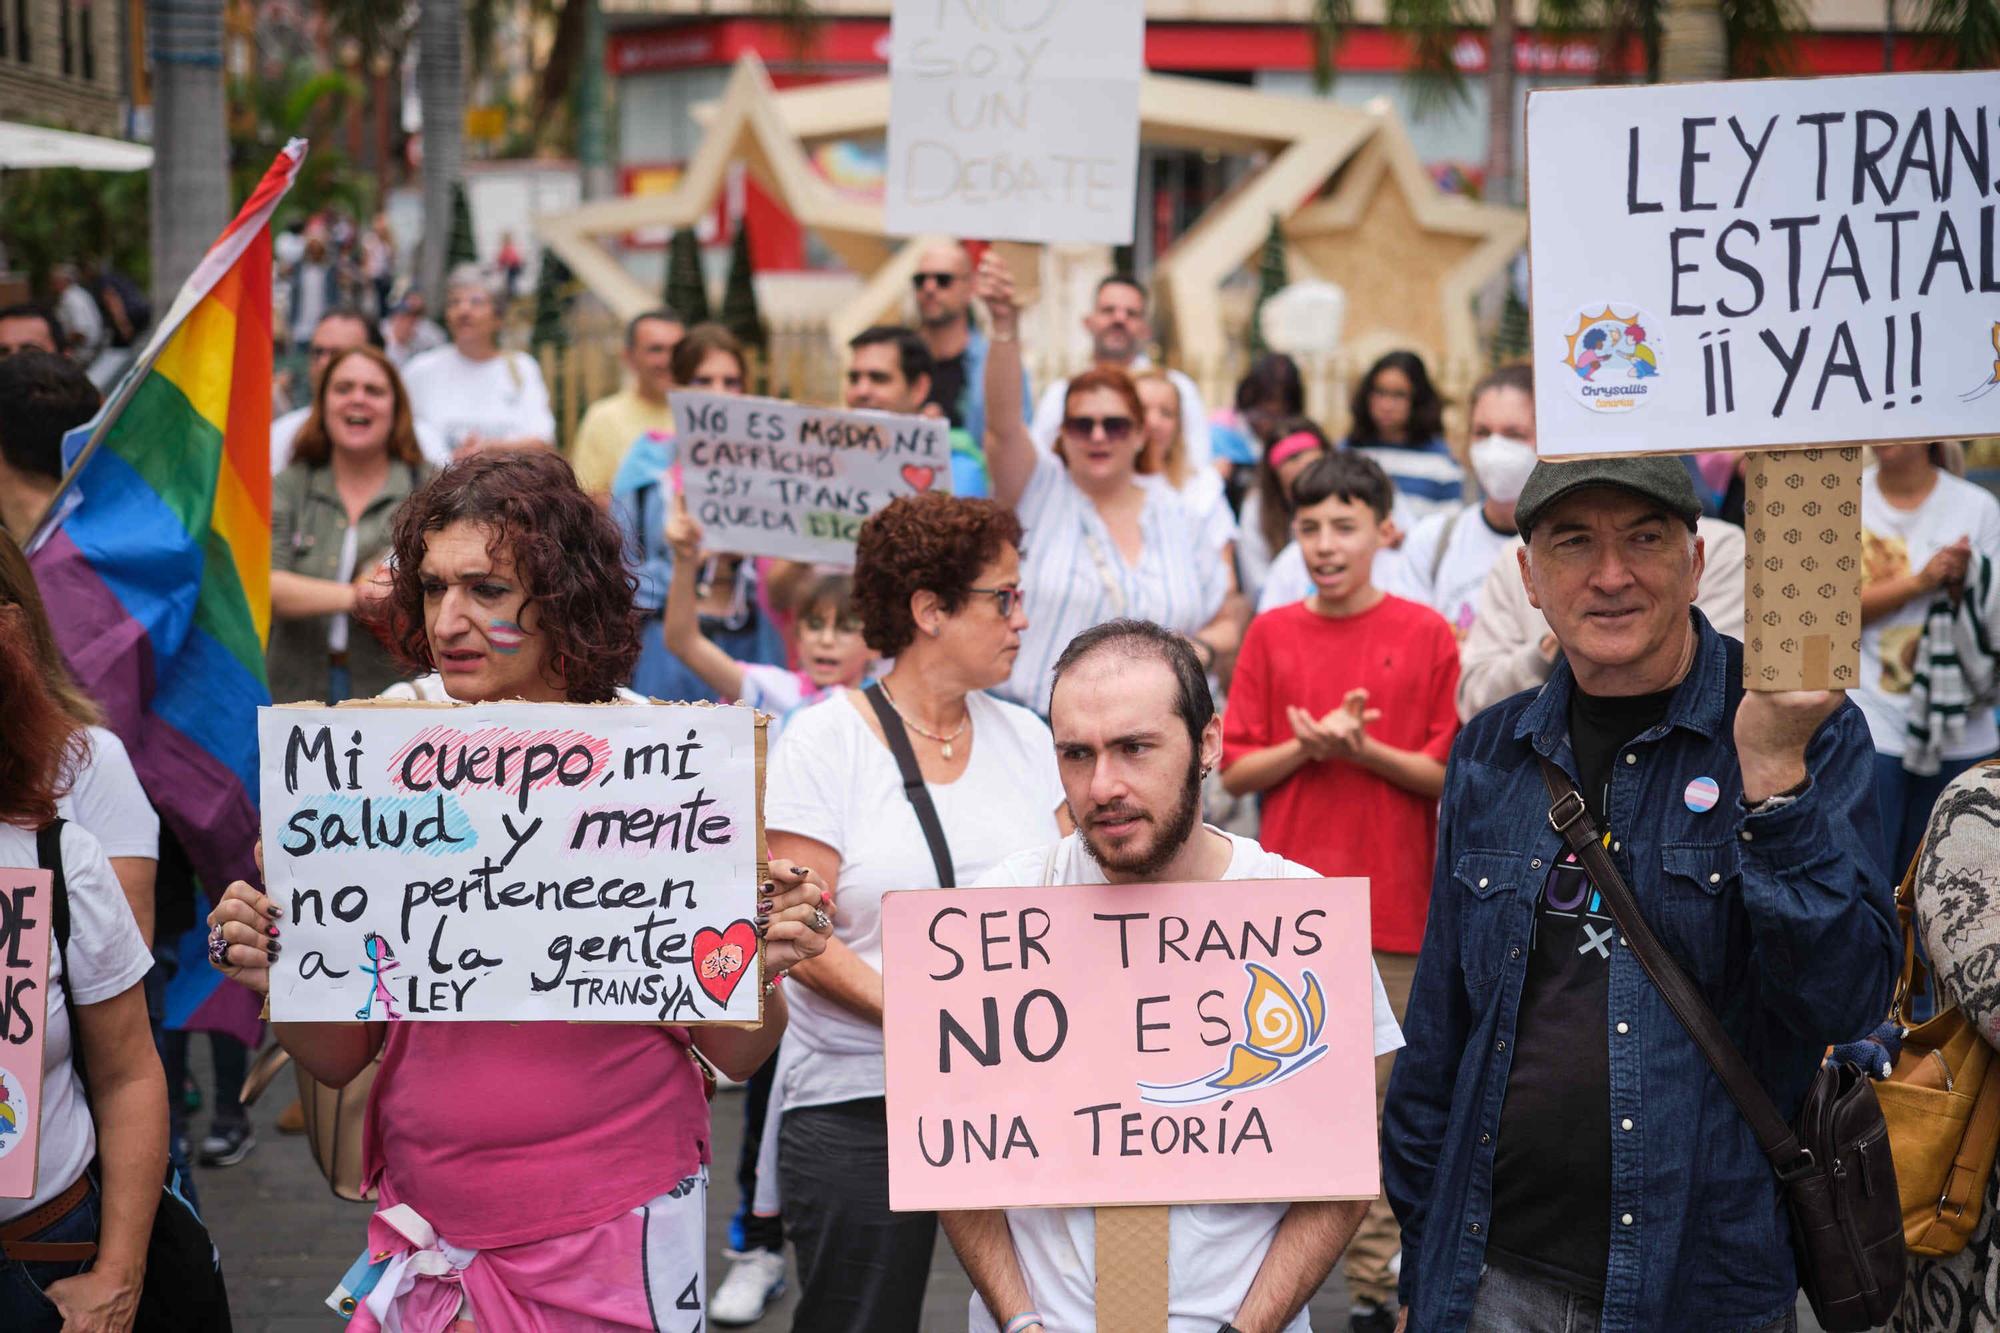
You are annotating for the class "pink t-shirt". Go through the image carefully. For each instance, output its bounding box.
[363,1022,711,1248]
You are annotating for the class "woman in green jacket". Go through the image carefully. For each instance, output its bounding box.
[269,344,430,702]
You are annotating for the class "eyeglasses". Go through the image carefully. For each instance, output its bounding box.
[911,272,958,290]
[965,585,1024,617]
[1061,415,1136,443]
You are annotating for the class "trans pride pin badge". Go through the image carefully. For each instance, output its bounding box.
[1684,775,1720,813]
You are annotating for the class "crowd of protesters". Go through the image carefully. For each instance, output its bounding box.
[0,233,1994,1333]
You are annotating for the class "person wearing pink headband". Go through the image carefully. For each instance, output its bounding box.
[1266,429,1323,471]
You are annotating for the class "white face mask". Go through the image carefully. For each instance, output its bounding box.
[1469,434,1538,503]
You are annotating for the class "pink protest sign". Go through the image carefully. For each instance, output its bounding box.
[0,868,52,1199]
[881,877,1377,1212]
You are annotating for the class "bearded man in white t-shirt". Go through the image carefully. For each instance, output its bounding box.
[944,618,1403,1333]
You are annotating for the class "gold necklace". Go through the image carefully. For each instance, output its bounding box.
[878,679,969,759]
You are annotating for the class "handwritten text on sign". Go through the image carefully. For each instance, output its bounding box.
[259,703,763,1024]
[1527,72,2000,458]
[0,869,51,1199]
[885,0,1143,246]
[672,390,953,565]
[880,879,1378,1211]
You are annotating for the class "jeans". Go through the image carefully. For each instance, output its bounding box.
[779,1098,934,1333]
[1870,750,1983,883]
[0,1178,100,1332]
[1468,1260,1797,1333]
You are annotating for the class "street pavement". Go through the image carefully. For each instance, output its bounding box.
[200,1071,1826,1331]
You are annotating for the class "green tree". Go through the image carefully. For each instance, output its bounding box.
[719,221,767,353]
[1248,215,1289,358]
[446,181,479,273]
[0,169,150,295]
[230,63,370,229]
[666,228,712,325]
[530,248,575,351]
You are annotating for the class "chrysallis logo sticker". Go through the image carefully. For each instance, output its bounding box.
[1562,305,1661,414]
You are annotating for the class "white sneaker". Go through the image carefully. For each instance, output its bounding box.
[709,1248,787,1326]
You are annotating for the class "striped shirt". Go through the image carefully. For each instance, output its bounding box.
[1351,437,1464,522]
[1003,453,1231,716]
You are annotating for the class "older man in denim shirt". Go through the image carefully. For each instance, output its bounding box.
[1383,455,1895,1332]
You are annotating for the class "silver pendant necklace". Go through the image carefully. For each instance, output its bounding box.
[878,679,969,759]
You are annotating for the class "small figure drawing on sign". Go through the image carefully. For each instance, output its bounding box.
[355,932,403,1021]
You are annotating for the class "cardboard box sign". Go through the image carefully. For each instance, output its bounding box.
[880,877,1381,1212]
[258,701,766,1025]
[1527,71,2000,459]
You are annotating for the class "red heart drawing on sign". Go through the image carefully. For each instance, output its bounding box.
[690,920,759,1009]
[900,464,936,492]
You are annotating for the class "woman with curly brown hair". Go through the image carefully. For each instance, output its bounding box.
[763,492,1067,1331]
[203,450,835,1330]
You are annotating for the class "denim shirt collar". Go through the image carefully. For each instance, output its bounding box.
[1512,607,1728,758]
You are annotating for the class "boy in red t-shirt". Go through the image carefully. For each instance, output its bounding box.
[1220,449,1460,1330]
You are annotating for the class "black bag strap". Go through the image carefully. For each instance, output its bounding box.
[863,683,955,888]
[1534,756,1815,1182]
[37,818,88,1091]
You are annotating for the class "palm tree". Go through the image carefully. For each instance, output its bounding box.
[416,0,466,306]
[148,0,232,308]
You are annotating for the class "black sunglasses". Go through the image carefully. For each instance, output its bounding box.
[911,272,958,290]
[1061,415,1136,443]
[965,585,1024,617]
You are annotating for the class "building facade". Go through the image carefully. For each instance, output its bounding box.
[0,0,121,135]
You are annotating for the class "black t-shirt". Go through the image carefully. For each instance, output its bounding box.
[927,352,969,430]
[1486,683,1674,1294]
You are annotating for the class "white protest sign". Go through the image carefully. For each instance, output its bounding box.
[672,390,954,566]
[1527,72,2000,459]
[259,702,764,1024]
[885,0,1144,246]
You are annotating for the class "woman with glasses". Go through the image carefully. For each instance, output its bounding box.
[975,250,1236,716]
[1344,349,1461,522]
[763,492,1067,1331]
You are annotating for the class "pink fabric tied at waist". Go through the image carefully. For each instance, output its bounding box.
[345,1196,662,1333]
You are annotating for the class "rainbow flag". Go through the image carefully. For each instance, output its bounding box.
[31,141,304,1044]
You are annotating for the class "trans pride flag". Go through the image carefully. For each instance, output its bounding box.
[31,142,305,1043]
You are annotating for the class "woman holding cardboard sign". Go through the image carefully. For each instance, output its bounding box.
[206,452,834,1331]
[975,249,1239,718]
[765,491,1069,1331]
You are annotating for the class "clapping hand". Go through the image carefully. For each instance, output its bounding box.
[1289,689,1380,764]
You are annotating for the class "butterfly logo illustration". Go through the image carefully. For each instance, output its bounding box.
[1137,962,1330,1107]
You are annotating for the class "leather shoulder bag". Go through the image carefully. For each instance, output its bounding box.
[1536,758,1905,1332]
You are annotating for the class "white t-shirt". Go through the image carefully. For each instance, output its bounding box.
[57,727,159,862]
[1005,455,1231,717]
[1857,468,2000,758]
[765,690,1065,1111]
[967,828,1403,1333]
[1391,505,1518,640]
[0,821,153,1223]
[270,405,453,473]
[1030,365,1212,474]
[1178,466,1238,556]
[402,346,557,456]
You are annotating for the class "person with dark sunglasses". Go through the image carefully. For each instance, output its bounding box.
[975,249,1239,718]
[907,240,1031,449]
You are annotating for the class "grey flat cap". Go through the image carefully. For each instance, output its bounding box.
[1515,455,1701,537]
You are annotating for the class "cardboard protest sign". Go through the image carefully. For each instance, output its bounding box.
[0,869,51,1198]
[259,702,765,1024]
[880,878,1378,1212]
[672,390,953,566]
[885,0,1144,246]
[1527,72,1999,460]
